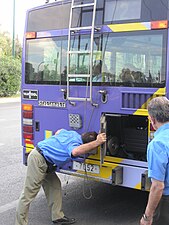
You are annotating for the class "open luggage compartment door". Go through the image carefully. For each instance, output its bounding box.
[100,114,107,164]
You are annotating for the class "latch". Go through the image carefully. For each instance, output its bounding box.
[141,170,151,191]
[98,90,108,103]
[112,166,123,185]
[61,89,67,100]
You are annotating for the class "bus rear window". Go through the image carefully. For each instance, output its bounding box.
[27,4,71,32]
[25,37,67,84]
[27,0,169,33]
[104,0,141,22]
[104,0,169,23]
[25,30,167,88]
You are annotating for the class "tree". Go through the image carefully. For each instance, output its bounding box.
[0,56,21,97]
[0,31,22,97]
[0,31,12,57]
[0,32,22,59]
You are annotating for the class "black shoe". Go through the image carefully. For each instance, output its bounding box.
[53,216,76,225]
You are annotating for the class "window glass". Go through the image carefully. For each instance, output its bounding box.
[27,4,71,31]
[68,35,102,82]
[72,8,103,27]
[25,37,67,84]
[68,35,90,82]
[104,0,169,23]
[97,30,166,87]
[104,0,141,22]
[25,31,166,87]
[71,0,104,27]
[67,31,166,87]
[27,0,169,33]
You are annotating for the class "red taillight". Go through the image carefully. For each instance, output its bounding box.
[23,133,34,140]
[22,104,34,140]
[23,111,33,119]
[25,139,34,145]
[23,126,33,133]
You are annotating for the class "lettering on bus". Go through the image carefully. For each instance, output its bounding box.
[45,0,58,4]
[38,101,66,108]
[23,90,38,100]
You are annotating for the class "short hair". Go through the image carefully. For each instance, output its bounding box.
[81,131,98,144]
[148,97,169,123]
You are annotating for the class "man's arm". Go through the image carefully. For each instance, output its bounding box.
[72,133,106,157]
[140,178,164,225]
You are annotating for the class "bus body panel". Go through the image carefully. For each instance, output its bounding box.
[21,0,169,191]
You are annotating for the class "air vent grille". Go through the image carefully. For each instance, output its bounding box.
[121,92,161,109]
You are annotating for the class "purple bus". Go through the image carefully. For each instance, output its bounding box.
[22,0,168,191]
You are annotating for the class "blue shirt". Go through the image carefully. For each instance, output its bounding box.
[147,123,169,195]
[37,129,83,166]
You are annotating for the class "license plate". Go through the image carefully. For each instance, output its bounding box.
[73,161,100,174]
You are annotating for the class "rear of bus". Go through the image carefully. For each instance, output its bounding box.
[21,0,169,191]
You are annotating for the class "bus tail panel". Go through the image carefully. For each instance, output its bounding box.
[56,157,150,191]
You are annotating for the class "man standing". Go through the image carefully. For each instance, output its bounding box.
[15,129,106,225]
[140,97,169,225]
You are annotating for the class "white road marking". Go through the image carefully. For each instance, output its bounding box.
[0,191,43,214]
[0,200,18,214]
[0,118,20,122]
[0,119,6,122]
[1,106,20,110]
[4,125,20,129]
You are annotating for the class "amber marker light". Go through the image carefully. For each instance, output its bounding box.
[25,32,36,39]
[151,20,168,29]
[22,104,33,111]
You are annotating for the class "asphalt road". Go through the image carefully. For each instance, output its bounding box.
[0,101,149,225]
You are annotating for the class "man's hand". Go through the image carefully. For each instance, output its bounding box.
[96,133,106,145]
[140,216,153,225]
[140,179,164,225]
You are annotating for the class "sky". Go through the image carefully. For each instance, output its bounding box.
[0,0,46,42]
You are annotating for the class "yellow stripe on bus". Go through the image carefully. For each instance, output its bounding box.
[134,88,166,116]
[108,22,150,32]
[134,182,141,190]
[77,159,120,179]
[154,87,166,95]
[45,130,53,139]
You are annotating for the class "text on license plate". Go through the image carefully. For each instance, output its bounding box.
[73,161,100,174]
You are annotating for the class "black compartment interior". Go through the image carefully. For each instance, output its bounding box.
[106,114,148,161]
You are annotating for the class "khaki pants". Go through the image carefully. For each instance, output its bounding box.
[15,149,64,225]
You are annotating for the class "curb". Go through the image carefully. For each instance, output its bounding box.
[0,97,21,104]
